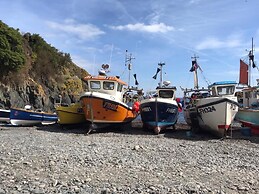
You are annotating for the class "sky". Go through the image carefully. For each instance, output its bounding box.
[1,0,259,97]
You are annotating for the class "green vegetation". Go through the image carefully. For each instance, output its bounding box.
[0,21,25,75]
[0,20,89,96]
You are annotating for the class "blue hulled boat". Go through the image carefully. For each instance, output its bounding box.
[10,106,58,126]
[0,109,10,123]
[140,63,180,134]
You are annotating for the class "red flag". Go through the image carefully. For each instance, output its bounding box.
[239,59,248,85]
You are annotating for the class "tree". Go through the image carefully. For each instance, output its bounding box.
[0,20,25,76]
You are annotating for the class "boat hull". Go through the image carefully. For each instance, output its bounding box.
[140,98,179,134]
[196,97,238,136]
[184,107,200,130]
[41,113,59,125]
[235,108,259,135]
[10,108,58,126]
[56,103,86,125]
[0,109,10,123]
[80,92,137,129]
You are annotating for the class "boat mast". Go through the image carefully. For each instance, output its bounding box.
[158,62,165,87]
[125,50,135,89]
[191,55,199,89]
[248,38,254,87]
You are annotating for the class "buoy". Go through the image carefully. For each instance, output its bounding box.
[132,101,140,113]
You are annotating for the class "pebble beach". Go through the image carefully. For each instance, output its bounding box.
[0,121,258,194]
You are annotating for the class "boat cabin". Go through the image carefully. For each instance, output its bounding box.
[183,88,210,108]
[152,80,177,99]
[155,86,177,99]
[240,86,259,108]
[82,75,127,101]
[209,81,236,97]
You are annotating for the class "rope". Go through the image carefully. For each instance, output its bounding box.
[199,71,211,86]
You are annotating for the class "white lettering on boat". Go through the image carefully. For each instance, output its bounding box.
[103,101,118,111]
[142,107,151,112]
[166,108,176,114]
[198,106,216,114]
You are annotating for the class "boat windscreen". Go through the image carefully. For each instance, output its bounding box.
[103,81,115,90]
[159,90,174,98]
[90,81,101,89]
[217,85,235,95]
[117,83,123,92]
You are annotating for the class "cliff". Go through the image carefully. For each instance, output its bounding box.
[0,21,89,112]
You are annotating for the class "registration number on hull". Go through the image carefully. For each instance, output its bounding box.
[198,106,216,114]
[166,108,176,114]
[103,101,118,111]
[141,107,152,112]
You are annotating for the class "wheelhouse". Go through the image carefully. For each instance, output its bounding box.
[209,81,237,97]
[82,76,127,100]
[183,88,210,108]
[241,86,259,108]
[156,87,177,99]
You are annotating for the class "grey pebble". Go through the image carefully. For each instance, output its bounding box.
[0,123,258,193]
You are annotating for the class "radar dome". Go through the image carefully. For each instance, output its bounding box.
[163,81,171,86]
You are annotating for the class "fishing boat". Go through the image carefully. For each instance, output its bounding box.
[235,86,259,134]
[183,56,211,130]
[0,109,10,123]
[80,63,139,133]
[183,56,239,137]
[140,62,180,134]
[183,88,210,129]
[10,105,58,126]
[235,38,259,135]
[55,103,86,125]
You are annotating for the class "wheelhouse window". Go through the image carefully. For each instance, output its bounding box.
[217,86,235,95]
[159,90,174,98]
[245,91,251,99]
[90,81,101,89]
[103,81,114,90]
[211,87,217,96]
[117,83,123,92]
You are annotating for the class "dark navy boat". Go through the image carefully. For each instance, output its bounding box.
[140,63,180,134]
[0,109,10,123]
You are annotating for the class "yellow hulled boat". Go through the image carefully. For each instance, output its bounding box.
[80,73,139,133]
[56,103,86,125]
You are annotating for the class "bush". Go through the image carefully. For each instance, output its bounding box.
[0,21,26,76]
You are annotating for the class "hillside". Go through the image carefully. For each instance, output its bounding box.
[0,20,90,111]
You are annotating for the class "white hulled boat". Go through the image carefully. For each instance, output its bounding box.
[183,56,238,137]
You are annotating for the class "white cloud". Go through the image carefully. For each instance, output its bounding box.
[46,19,105,40]
[110,23,174,33]
[195,36,242,50]
[196,38,223,50]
